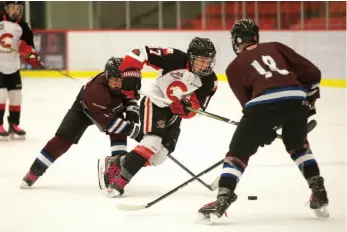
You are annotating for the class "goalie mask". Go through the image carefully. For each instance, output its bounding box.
[104,57,123,92]
[231,18,259,55]
[187,37,216,77]
[5,1,24,21]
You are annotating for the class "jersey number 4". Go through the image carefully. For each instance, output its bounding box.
[251,55,289,78]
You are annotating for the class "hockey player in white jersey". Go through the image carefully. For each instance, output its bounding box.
[0,1,40,140]
[98,37,218,197]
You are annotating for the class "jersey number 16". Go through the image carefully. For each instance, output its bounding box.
[251,55,289,78]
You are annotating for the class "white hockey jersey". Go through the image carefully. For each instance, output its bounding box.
[149,69,202,108]
[0,17,34,74]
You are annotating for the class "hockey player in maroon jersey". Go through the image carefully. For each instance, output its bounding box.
[20,57,141,189]
[0,1,41,140]
[198,19,329,222]
[98,37,218,197]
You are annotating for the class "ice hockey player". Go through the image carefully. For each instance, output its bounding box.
[98,37,218,197]
[0,1,41,140]
[20,57,141,188]
[197,18,329,222]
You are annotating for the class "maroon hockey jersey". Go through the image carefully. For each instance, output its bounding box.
[226,42,321,108]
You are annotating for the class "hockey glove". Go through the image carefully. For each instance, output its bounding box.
[25,52,41,68]
[125,105,140,124]
[121,68,142,100]
[126,122,141,139]
[169,99,192,116]
[259,129,277,147]
[305,83,320,117]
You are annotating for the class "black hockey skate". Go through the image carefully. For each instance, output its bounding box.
[308,176,329,218]
[0,125,9,141]
[198,189,237,223]
[8,118,26,140]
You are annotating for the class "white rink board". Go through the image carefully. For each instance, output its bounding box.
[0,78,345,232]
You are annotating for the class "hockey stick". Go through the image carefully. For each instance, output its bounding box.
[168,154,213,191]
[168,119,317,192]
[0,42,76,80]
[117,159,224,211]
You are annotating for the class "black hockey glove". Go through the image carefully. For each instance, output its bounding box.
[121,68,142,100]
[125,122,141,139]
[259,129,277,147]
[125,105,140,124]
[305,83,320,118]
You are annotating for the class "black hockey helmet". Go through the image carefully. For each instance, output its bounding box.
[187,37,216,76]
[231,18,259,55]
[104,57,123,91]
[4,1,24,20]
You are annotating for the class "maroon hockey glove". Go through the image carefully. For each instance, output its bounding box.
[121,68,142,99]
[169,99,192,116]
[25,53,41,68]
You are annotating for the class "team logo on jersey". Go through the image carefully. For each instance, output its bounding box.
[166,81,188,102]
[157,120,166,128]
[131,49,140,56]
[170,71,183,79]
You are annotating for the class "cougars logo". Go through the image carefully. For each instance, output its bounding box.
[166,81,188,102]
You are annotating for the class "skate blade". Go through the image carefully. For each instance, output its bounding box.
[102,187,122,198]
[0,136,9,141]
[19,181,31,189]
[97,159,107,190]
[314,205,329,218]
[10,134,26,140]
[197,212,220,225]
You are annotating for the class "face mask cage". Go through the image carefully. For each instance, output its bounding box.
[5,3,23,20]
[189,54,216,76]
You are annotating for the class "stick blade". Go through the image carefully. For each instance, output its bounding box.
[117,203,148,211]
[307,119,317,133]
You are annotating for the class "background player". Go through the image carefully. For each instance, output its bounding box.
[198,18,328,222]
[0,1,40,140]
[20,57,141,188]
[98,37,219,197]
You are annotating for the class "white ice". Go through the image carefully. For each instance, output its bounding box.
[0,78,345,232]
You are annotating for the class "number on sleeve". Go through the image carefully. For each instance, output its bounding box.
[251,55,289,79]
[148,46,162,56]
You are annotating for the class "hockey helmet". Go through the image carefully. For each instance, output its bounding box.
[5,1,24,20]
[104,57,123,91]
[187,37,216,77]
[231,18,259,55]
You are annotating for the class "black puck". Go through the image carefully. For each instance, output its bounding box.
[248,196,258,200]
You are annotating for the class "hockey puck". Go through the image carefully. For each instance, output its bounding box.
[248,196,258,200]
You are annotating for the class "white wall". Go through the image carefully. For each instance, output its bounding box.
[68,31,346,79]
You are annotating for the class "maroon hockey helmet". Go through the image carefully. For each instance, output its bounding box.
[231,18,259,55]
[4,1,24,20]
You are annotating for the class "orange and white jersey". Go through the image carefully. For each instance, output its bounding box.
[0,16,35,74]
[149,69,202,108]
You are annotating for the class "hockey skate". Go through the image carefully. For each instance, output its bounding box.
[98,155,128,198]
[198,189,237,224]
[20,171,40,189]
[308,176,329,218]
[8,118,26,140]
[20,160,47,189]
[0,125,9,141]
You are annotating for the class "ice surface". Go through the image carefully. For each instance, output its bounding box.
[0,78,345,232]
